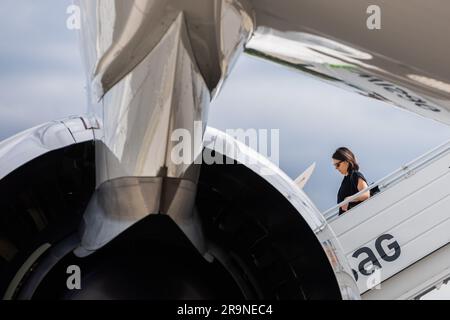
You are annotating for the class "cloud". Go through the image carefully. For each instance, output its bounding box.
[0,71,86,140]
[0,0,86,140]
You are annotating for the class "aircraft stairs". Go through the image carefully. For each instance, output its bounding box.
[323,140,450,299]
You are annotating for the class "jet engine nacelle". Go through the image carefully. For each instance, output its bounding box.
[0,119,358,300]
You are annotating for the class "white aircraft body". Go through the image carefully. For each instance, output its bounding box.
[0,0,449,300]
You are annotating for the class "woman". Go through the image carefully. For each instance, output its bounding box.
[332,147,370,215]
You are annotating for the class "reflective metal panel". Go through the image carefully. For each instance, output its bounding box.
[76,1,254,254]
[97,13,210,185]
[76,0,254,98]
[0,117,94,180]
[246,27,450,126]
[75,176,204,257]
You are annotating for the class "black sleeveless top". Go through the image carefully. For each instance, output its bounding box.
[337,170,367,215]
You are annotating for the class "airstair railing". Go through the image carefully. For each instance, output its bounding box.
[323,139,450,221]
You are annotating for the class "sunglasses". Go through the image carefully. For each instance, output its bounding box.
[333,160,344,168]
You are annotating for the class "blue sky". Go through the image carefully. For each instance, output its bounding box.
[1,0,449,299]
[0,0,86,140]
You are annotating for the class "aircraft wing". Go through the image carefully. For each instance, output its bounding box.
[247,0,450,126]
[294,162,316,189]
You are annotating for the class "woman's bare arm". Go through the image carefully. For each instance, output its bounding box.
[353,178,370,202]
[340,178,370,212]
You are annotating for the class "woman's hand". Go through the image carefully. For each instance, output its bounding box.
[340,197,350,212]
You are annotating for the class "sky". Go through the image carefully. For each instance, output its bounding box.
[0,0,86,140]
[1,0,449,299]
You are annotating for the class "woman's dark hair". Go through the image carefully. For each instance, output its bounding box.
[332,147,359,172]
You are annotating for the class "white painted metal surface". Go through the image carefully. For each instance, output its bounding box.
[294,162,316,189]
[0,116,95,180]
